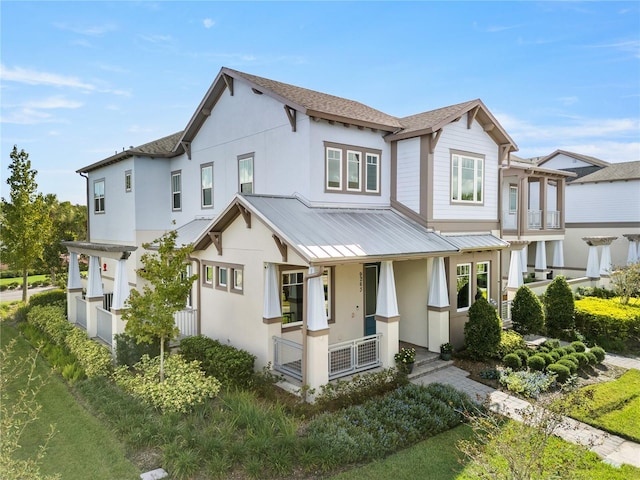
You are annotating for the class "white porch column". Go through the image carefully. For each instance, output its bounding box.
[376,261,400,368]
[586,245,600,279]
[427,257,450,353]
[305,266,329,392]
[85,255,103,338]
[307,266,328,331]
[263,263,282,367]
[623,234,640,265]
[520,244,528,274]
[551,240,564,268]
[599,245,613,277]
[534,240,547,273]
[583,236,618,280]
[507,249,524,290]
[111,258,130,310]
[66,251,83,324]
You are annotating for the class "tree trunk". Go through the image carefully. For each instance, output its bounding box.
[159,334,165,383]
[21,268,28,303]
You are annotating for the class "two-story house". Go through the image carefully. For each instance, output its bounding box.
[66,67,529,391]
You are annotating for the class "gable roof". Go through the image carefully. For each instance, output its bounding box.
[537,150,610,168]
[569,161,640,184]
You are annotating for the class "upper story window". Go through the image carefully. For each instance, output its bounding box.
[238,154,254,194]
[124,171,132,192]
[201,163,213,208]
[93,179,105,214]
[171,171,181,211]
[324,142,381,195]
[509,185,518,213]
[451,152,484,204]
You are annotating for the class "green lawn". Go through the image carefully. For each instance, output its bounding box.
[0,274,49,286]
[568,368,640,442]
[1,323,140,480]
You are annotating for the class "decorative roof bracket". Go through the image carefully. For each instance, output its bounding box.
[181,141,192,160]
[223,74,234,96]
[272,234,288,262]
[467,106,479,129]
[209,232,222,256]
[284,105,297,132]
[429,129,443,154]
[499,144,511,164]
[238,204,251,228]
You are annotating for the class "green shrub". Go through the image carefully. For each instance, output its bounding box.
[526,355,546,372]
[584,351,598,365]
[514,348,530,363]
[114,332,165,367]
[511,285,545,335]
[575,286,616,299]
[562,345,576,355]
[547,363,571,384]
[13,303,30,323]
[496,330,526,358]
[589,346,606,363]
[538,352,554,366]
[28,289,66,308]
[65,328,112,378]
[552,347,566,358]
[572,352,589,368]
[464,297,502,360]
[557,358,577,374]
[27,305,72,344]
[570,341,586,352]
[498,368,555,397]
[574,297,640,351]
[542,339,561,349]
[548,350,560,362]
[503,353,522,370]
[62,362,85,384]
[543,276,575,338]
[113,354,222,413]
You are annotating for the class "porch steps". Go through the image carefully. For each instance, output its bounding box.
[406,352,454,381]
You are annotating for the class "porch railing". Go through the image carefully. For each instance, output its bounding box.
[103,292,114,312]
[96,307,112,346]
[76,297,87,329]
[329,333,381,380]
[273,336,303,381]
[547,210,560,229]
[174,308,198,339]
[501,300,512,324]
[528,210,542,229]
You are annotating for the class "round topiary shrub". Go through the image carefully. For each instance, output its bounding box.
[573,352,589,368]
[585,351,598,365]
[552,347,566,358]
[503,353,523,370]
[557,358,577,374]
[511,285,545,335]
[571,341,586,352]
[590,346,606,363]
[464,297,502,360]
[538,346,551,353]
[527,355,546,372]
[548,350,560,362]
[514,349,530,364]
[547,363,571,384]
[542,339,561,349]
[539,352,554,366]
[543,276,575,338]
[562,345,576,355]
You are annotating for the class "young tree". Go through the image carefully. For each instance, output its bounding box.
[464,297,502,360]
[122,229,197,381]
[511,285,545,335]
[1,147,51,302]
[543,276,575,338]
[609,263,640,305]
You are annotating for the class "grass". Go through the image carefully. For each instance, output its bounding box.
[1,323,140,480]
[0,274,49,286]
[567,368,640,442]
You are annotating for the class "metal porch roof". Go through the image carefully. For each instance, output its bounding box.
[441,233,509,251]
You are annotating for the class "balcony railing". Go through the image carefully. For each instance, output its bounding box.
[328,333,381,380]
[76,297,87,329]
[547,210,560,229]
[528,210,542,229]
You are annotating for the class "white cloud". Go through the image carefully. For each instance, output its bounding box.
[0,108,55,125]
[1,64,95,91]
[137,34,173,44]
[53,22,117,36]
[203,18,215,29]
[22,96,83,109]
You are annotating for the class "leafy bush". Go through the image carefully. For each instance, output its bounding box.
[464,297,502,360]
[498,368,555,398]
[64,328,112,378]
[542,339,561,349]
[496,330,526,358]
[538,352,554,366]
[114,333,165,368]
[570,341,586,352]
[562,345,576,355]
[547,350,560,362]
[28,289,66,309]
[552,347,566,358]
[547,363,571,384]
[589,346,606,363]
[574,297,640,351]
[575,286,616,299]
[571,352,589,368]
[526,355,546,372]
[557,358,578,374]
[27,305,72,344]
[584,351,598,365]
[113,354,221,413]
[543,276,575,338]
[511,285,545,335]
[514,348,530,363]
[502,353,522,370]
[180,335,256,389]
[609,262,640,304]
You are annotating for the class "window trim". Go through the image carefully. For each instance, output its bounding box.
[202,263,214,288]
[93,178,105,214]
[124,170,132,192]
[324,142,382,196]
[450,150,485,205]
[238,153,254,194]
[346,150,362,192]
[326,147,343,191]
[280,266,333,328]
[171,170,182,211]
[231,268,243,294]
[509,184,518,213]
[476,261,490,300]
[365,153,380,193]
[216,266,228,291]
[200,163,213,209]
[456,263,472,312]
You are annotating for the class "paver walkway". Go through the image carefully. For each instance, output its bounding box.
[411,353,640,469]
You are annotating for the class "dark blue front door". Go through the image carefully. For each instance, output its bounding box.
[364,264,378,336]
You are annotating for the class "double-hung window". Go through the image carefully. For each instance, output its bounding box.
[201,163,213,208]
[238,154,254,194]
[509,185,518,213]
[325,142,381,195]
[203,264,213,286]
[456,263,471,310]
[347,151,361,191]
[365,153,380,193]
[124,171,132,192]
[171,171,181,211]
[476,262,489,300]
[216,266,227,290]
[93,179,105,214]
[282,268,331,326]
[326,148,342,190]
[451,152,484,203]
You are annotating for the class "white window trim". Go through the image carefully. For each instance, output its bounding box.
[93,178,105,214]
[346,150,362,192]
[203,264,214,287]
[231,268,243,293]
[476,261,490,300]
[216,266,228,290]
[509,185,518,213]
[124,170,132,192]
[456,263,472,312]
[281,268,332,327]
[326,147,343,191]
[451,152,484,204]
[238,154,254,194]
[171,171,181,211]
[201,163,213,209]
[365,153,380,193]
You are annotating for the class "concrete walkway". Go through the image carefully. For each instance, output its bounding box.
[411,353,640,469]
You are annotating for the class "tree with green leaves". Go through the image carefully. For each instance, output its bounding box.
[511,285,545,335]
[610,263,640,305]
[543,275,575,338]
[122,229,197,381]
[1,146,52,302]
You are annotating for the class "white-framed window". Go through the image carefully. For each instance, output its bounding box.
[281,268,331,326]
[456,263,471,310]
[216,266,227,290]
[124,170,132,192]
[451,152,484,203]
[171,171,181,211]
[476,262,489,300]
[93,179,105,214]
[203,264,213,286]
[238,154,254,194]
[347,150,361,191]
[326,147,342,190]
[201,163,213,208]
[509,185,518,213]
[365,153,380,193]
[232,268,243,293]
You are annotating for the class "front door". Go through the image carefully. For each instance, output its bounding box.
[364,264,378,336]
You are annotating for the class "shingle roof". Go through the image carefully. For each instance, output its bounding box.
[570,161,640,184]
[399,100,479,134]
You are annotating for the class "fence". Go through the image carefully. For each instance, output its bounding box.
[328,333,381,380]
[76,297,87,329]
[273,336,303,381]
[174,308,198,339]
[96,307,112,346]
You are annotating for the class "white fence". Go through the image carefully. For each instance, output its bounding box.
[76,297,87,329]
[273,336,303,381]
[174,308,198,339]
[96,307,112,346]
[547,210,560,229]
[328,334,381,380]
[528,210,542,229]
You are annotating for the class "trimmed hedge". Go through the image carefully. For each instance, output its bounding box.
[28,289,66,308]
[464,297,502,360]
[589,346,606,363]
[547,363,571,384]
[526,355,546,372]
[180,335,256,389]
[574,297,640,351]
[114,332,166,367]
[511,285,545,335]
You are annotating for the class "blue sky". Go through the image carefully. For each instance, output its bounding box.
[2,1,639,205]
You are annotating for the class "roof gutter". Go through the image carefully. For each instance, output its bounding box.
[79,172,90,241]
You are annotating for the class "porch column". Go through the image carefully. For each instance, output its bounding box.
[263,263,282,367]
[623,234,640,265]
[599,245,613,277]
[305,266,329,392]
[534,240,547,274]
[585,245,600,279]
[85,255,103,338]
[520,244,528,274]
[583,237,617,279]
[375,261,400,368]
[66,251,83,324]
[111,257,131,348]
[539,177,548,230]
[427,257,450,352]
[551,240,564,269]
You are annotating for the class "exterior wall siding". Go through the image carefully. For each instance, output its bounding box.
[566,181,640,223]
[394,258,430,348]
[542,154,593,170]
[395,138,421,213]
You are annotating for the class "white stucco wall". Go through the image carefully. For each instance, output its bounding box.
[396,137,421,213]
[394,258,430,348]
[329,263,365,344]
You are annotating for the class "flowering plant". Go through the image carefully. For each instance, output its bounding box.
[440,342,453,354]
[394,347,416,364]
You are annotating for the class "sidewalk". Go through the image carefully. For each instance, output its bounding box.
[411,355,640,469]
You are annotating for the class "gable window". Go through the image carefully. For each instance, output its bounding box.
[201,163,213,208]
[451,152,484,203]
[509,185,518,213]
[456,263,471,310]
[238,154,254,194]
[93,179,105,214]
[324,142,382,195]
[124,171,132,192]
[282,268,331,326]
[476,262,489,300]
[171,171,181,211]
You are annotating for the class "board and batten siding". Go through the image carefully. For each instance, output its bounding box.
[431,114,499,221]
[395,137,421,214]
[566,181,640,223]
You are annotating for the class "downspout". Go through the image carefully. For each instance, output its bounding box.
[189,256,202,335]
[79,172,90,241]
[301,264,325,393]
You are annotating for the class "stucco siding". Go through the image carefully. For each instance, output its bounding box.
[394,259,430,348]
[329,263,366,344]
[395,138,421,213]
[563,226,640,272]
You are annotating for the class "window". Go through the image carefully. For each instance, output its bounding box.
[201,163,213,208]
[326,148,342,190]
[125,170,132,192]
[347,151,361,191]
[203,264,213,286]
[217,266,227,290]
[324,142,382,195]
[93,179,105,214]
[238,154,254,194]
[451,152,484,203]
[281,268,331,326]
[456,263,471,310]
[366,153,380,193]
[476,262,489,300]
[232,268,243,292]
[171,171,181,211]
[509,185,518,213]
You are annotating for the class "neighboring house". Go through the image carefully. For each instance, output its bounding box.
[64,66,536,391]
[537,150,640,277]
